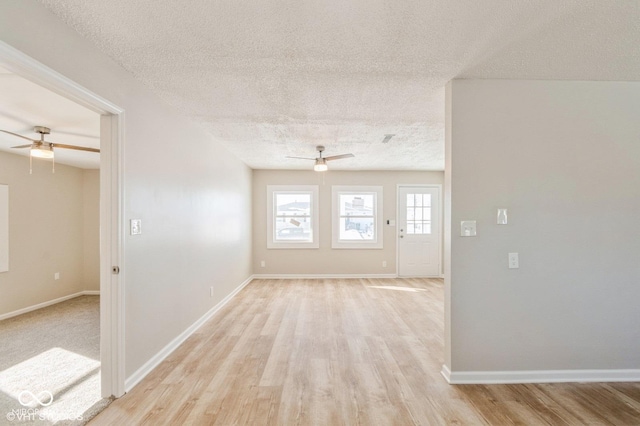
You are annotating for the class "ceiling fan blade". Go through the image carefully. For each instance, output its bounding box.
[324,153,354,161]
[10,144,33,149]
[52,143,100,153]
[0,129,37,143]
[286,156,316,160]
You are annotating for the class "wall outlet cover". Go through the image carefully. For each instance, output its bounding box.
[508,252,519,269]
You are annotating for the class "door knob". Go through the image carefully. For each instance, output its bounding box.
[399,235,404,238]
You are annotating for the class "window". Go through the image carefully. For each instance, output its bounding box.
[267,185,319,249]
[332,186,383,249]
[406,193,432,234]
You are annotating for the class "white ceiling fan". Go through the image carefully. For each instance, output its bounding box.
[286,145,354,171]
[0,126,100,173]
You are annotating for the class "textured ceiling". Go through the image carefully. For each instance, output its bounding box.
[0,66,100,169]
[38,0,640,171]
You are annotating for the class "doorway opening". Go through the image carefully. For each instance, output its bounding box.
[0,41,124,401]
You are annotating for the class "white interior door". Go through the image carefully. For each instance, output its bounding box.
[398,185,440,277]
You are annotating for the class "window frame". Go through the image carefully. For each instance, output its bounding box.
[405,192,433,235]
[267,185,319,249]
[331,185,383,249]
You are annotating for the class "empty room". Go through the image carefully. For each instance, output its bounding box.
[1,1,639,425]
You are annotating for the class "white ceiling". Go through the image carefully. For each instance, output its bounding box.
[31,1,640,171]
[0,65,101,169]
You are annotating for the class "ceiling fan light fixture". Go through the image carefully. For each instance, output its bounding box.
[31,145,54,159]
[314,158,328,172]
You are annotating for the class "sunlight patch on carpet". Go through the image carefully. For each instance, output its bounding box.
[0,347,100,423]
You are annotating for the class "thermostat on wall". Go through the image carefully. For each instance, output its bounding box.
[460,220,476,237]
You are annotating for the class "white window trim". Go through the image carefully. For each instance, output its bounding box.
[332,185,383,249]
[267,185,319,249]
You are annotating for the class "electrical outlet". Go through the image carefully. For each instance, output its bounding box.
[382,261,387,268]
[508,253,519,269]
[260,260,266,268]
[54,272,60,280]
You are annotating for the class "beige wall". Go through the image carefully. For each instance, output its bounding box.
[0,150,99,316]
[253,170,444,275]
[82,169,100,291]
[0,1,253,378]
[446,79,640,374]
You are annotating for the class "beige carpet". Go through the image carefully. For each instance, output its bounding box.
[0,296,110,425]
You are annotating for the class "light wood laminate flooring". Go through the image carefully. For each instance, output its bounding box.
[91,278,640,425]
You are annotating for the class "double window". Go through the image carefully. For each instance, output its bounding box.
[267,185,383,249]
[267,185,319,249]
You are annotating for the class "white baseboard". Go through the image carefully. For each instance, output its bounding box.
[0,290,100,321]
[442,364,640,384]
[124,275,254,392]
[441,364,452,382]
[252,273,398,279]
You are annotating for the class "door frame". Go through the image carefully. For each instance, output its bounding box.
[0,41,126,397]
[396,184,443,278]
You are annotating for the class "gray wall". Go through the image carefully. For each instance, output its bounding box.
[253,170,443,275]
[0,1,253,378]
[446,79,640,372]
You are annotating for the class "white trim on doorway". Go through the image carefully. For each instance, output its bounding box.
[0,41,125,398]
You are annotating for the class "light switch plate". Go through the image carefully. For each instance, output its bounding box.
[460,220,477,237]
[497,208,508,225]
[130,219,142,235]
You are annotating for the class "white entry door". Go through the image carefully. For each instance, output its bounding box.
[398,185,440,277]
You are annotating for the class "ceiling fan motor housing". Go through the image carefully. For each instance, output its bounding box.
[34,126,51,135]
